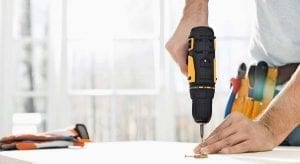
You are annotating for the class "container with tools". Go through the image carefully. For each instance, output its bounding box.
[225,61,279,119]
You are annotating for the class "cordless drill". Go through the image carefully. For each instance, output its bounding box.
[187,26,216,142]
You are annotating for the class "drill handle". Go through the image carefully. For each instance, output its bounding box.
[188,26,216,86]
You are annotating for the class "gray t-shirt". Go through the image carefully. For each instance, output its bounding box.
[250,0,300,66]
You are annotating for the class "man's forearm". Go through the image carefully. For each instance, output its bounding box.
[171,0,209,47]
[259,67,300,145]
[183,0,209,25]
[165,0,209,75]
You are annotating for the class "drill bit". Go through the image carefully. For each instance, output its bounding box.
[200,123,204,143]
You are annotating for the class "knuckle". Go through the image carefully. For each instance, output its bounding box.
[214,133,222,141]
[239,118,250,128]
[239,119,247,126]
[240,133,250,141]
[207,140,226,153]
[230,112,239,117]
[233,112,244,118]
[249,126,256,134]
[224,138,232,146]
[165,41,177,54]
[230,112,241,120]
[217,131,226,140]
[244,124,255,134]
[165,41,172,51]
[221,147,231,154]
[240,125,251,135]
[207,144,218,153]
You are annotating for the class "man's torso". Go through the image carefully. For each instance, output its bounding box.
[250,0,300,66]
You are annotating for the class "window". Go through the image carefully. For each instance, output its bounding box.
[0,0,49,135]
[65,0,160,141]
[0,0,255,142]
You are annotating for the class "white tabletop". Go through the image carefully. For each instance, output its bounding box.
[0,141,299,164]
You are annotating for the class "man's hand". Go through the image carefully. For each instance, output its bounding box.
[194,67,300,154]
[165,0,208,76]
[194,112,276,154]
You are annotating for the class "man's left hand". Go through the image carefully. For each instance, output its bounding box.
[194,112,276,154]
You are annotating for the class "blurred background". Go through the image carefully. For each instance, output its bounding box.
[0,0,255,142]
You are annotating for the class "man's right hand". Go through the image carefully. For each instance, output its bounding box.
[165,0,209,76]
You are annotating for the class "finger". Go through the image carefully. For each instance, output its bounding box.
[165,42,188,76]
[165,40,181,62]
[195,113,247,154]
[199,138,229,154]
[219,141,251,154]
[200,132,248,154]
[193,141,208,154]
[206,116,233,139]
[204,123,239,146]
[207,112,244,139]
[193,143,201,153]
[179,63,188,76]
[176,50,188,76]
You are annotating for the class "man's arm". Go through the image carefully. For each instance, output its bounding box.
[165,0,208,76]
[194,67,300,154]
[260,66,300,144]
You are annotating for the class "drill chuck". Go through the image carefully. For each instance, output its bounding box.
[191,88,214,123]
[187,26,216,124]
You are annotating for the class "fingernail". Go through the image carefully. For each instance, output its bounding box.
[200,147,209,154]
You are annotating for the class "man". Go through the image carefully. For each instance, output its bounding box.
[166,0,300,154]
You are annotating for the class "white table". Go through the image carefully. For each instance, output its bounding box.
[0,141,299,164]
